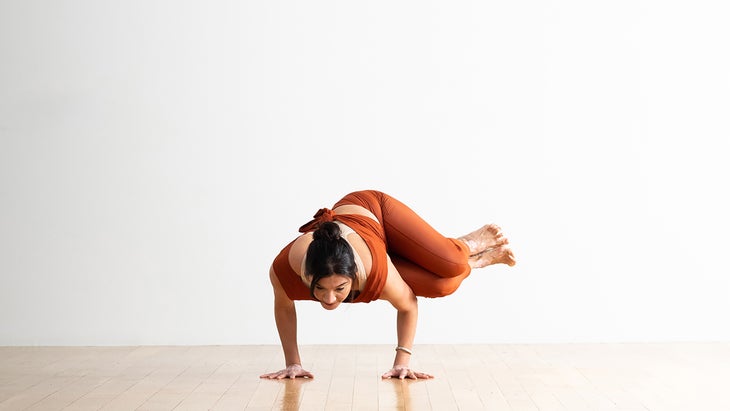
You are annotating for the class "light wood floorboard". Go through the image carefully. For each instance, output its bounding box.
[1,343,729,410]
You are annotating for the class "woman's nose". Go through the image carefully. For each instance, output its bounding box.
[322,292,336,304]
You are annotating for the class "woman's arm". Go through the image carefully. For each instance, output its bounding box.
[379,258,434,380]
[260,266,314,379]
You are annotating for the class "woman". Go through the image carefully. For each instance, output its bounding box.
[260,190,516,380]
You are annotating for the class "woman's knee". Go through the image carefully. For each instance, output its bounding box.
[413,275,467,298]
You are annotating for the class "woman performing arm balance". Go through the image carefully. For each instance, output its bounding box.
[260,190,516,380]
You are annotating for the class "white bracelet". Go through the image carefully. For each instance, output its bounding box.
[395,346,413,355]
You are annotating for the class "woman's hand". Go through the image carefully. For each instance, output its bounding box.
[260,364,314,380]
[381,365,434,380]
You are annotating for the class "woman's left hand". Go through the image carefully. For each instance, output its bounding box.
[381,366,434,380]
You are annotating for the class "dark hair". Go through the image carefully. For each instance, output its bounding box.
[305,221,358,301]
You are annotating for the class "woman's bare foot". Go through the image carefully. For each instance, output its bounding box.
[459,224,509,256]
[468,245,516,268]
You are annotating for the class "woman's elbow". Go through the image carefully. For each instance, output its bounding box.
[398,291,418,313]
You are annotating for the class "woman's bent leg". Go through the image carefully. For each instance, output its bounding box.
[336,190,471,279]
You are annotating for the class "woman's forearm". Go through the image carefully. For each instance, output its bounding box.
[269,267,303,367]
[394,301,418,367]
[274,300,302,366]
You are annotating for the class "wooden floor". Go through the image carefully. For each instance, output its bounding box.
[1,343,729,411]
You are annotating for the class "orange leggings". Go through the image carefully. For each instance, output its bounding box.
[334,190,472,297]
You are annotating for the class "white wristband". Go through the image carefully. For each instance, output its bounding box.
[395,346,413,355]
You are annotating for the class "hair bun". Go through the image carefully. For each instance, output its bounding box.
[312,221,341,241]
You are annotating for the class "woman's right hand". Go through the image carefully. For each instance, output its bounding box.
[260,364,314,379]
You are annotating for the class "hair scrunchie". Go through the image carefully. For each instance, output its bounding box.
[298,208,336,233]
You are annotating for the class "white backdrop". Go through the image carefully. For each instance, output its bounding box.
[1,0,728,346]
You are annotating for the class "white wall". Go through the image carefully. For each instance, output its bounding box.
[1,0,728,346]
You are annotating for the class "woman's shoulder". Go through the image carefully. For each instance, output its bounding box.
[288,232,313,275]
[378,256,417,308]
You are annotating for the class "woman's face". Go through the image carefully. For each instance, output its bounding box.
[313,274,352,310]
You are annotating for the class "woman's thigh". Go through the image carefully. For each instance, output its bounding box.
[336,190,470,278]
